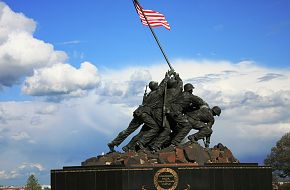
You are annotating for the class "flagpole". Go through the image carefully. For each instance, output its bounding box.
[133,0,173,130]
[133,0,174,71]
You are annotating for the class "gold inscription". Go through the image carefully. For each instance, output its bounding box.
[154,168,178,190]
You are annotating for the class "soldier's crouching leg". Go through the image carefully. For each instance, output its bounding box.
[151,127,171,151]
[170,113,193,145]
[191,126,213,141]
[171,125,192,145]
[110,116,143,146]
[122,125,149,152]
[137,113,159,147]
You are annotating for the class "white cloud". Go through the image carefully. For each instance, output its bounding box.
[2,60,290,152]
[36,104,59,115]
[0,163,44,180]
[0,106,7,124]
[18,163,45,172]
[94,60,290,157]
[0,104,25,124]
[0,2,35,44]
[11,131,31,141]
[0,3,67,88]
[22,62,101,98]
[125,69,151,97]
[1,2,101,100]
[0,170,19,179]
[257,73,285,82]
[0,59,290,185]
[58,40,84,45]
[97,69,152,106]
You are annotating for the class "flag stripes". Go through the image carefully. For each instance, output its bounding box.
[134,1,170,30]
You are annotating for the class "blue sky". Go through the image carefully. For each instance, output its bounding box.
[0,0,290,186]
[3,0,290,68]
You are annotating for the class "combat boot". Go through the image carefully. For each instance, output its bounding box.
[122,146,129,152]
[107,142,116,152]
[187,135,198,143]
[122,145,135,152]
[135,141,145,151]
[150,145,161,153]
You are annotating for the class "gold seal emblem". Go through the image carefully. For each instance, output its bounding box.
[154,168,178,190]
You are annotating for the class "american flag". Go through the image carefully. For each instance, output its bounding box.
[134,1,170,30]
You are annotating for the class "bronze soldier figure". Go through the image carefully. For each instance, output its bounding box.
[107,69,221,152]
[108,72,171,152]
[134,70,176,150]
[149,71,183,152]
[187,106,221,147]
[107,80,159,152]
[122,71,180,152]
[168,83,209,146]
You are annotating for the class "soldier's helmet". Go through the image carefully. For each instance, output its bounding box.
[184,83,194,92]
[167,78,177,89]
[149,81,158,91]
[212,106,221,116]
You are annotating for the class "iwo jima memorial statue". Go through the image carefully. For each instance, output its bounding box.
[51,1,272,190]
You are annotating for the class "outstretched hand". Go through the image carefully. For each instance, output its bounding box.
[167,69,175,76]
[165,72,169,78]
[205,142,210,148]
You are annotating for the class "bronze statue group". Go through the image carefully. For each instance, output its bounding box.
[108,70,221,153]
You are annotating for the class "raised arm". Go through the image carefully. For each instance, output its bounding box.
[169,72,182,93]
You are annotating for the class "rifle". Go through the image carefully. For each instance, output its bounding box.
[142,85,148,104]
[162,82,168,128]
[144,85,148,96]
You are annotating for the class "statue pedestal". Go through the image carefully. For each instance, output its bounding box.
[51,163,272,190]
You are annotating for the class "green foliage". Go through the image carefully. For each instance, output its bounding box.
[43,187,51,190]
[25,174,42,190]
[264,132,290,178]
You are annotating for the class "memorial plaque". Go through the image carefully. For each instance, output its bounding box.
[51,164,272,190]
[154,168,178,190]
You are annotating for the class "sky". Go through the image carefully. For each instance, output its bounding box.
[0,0,290,186]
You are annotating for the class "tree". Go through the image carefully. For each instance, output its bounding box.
[264,132,290,178]
[25,174,42,190]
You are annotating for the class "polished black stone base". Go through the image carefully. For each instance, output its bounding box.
[51,163,272,190]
